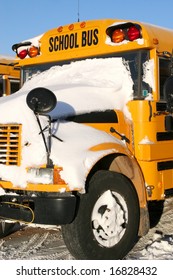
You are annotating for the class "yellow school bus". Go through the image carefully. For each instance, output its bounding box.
[1,18,173,259]
[0,56,20,96]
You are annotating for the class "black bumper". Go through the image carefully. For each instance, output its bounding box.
[0,194,76,225]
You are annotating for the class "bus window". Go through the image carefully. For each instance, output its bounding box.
[121,51,151,99]
[21,61,70,85]
[159,57,171,100]
[10,78,20,94]
[0,75,20,96]
[21,50,151,100]
[0,57,20,95]
[0,76,3,97]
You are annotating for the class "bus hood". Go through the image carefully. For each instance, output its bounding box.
[0,57,133,190]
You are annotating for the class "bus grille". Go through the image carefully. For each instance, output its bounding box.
[0,124,21,165]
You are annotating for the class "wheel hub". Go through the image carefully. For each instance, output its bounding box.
[91,190,128,247]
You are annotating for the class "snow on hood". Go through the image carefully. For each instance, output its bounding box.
[0,57,133,190]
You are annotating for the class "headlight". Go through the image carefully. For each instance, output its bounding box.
[27,168,54,184]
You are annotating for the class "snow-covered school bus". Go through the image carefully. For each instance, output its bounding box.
[0,56,20,96]
[0,18,173,259]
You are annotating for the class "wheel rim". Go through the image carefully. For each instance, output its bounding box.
[91,190,128,248]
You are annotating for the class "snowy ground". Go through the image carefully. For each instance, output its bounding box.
[0,197,173,260]
[126,197,173,260]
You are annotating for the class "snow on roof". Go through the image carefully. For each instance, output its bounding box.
[0,57,133,190]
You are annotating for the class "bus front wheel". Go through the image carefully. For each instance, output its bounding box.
[62,170,140,259]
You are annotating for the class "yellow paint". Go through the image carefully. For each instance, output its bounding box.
[2,19,173,211]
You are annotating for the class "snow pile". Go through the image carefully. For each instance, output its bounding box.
[0,57,133,190]
[137,231,173,260]
[126,197,173,260]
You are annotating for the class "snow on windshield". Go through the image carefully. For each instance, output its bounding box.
[0,57,133,190]
[143,59,155,92]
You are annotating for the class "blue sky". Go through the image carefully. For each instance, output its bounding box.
[1,0,173,56]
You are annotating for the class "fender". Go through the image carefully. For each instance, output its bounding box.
[88,141,149,236]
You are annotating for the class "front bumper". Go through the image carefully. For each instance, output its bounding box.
[0,194,76,225]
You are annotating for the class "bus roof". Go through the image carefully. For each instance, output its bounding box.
[13,19,173,66]
[0,55,16,64]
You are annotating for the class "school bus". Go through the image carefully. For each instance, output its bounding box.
[1,18,173,259]
[0,56,20,96]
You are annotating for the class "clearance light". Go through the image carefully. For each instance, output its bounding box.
[80,21,86,28]
[106,22,142,44]
[68,24,74,30]
[57,26,63,32]
[153,38,159,45]
[112,29,125,43]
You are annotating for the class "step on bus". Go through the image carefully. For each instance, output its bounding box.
[0,18,173,259]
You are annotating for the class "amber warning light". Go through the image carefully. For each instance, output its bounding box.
[106,22,142,43]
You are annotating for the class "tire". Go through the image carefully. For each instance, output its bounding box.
[62,170,140,260]
[0,220,16,238]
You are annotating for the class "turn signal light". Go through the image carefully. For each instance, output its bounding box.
[53,167,66,185]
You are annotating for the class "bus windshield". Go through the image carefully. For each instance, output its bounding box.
[21,50,150,99]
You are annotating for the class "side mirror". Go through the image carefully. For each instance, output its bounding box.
[26,87,57,114]
[163,76,173,113]
[26,87,57,167]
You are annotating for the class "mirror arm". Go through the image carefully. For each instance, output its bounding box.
[35,113,53,167]
[47,115,53,167]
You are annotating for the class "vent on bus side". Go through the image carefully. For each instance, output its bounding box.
[156,102,167,112]
[0,124,21,165]
[157,131,173,141]
[157,160,173,171]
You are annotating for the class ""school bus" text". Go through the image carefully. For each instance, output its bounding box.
[49,28,99,52]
